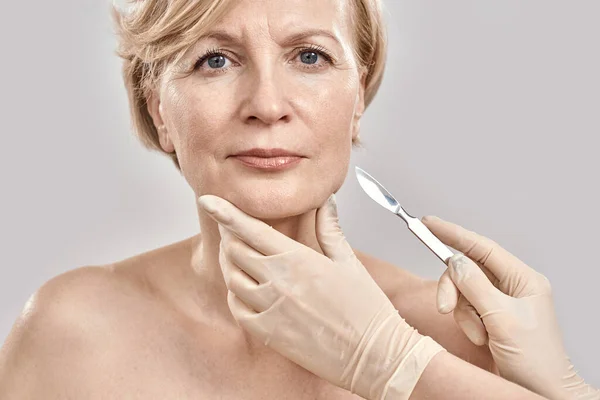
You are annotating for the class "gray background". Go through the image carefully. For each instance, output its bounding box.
[1,0,598,385]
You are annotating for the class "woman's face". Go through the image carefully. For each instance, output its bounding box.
[150,0,365,220]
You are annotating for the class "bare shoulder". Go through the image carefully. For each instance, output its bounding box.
[5,256,157,337]
[0,265,130,397]
[354,248,496,372]
[1,236,195,356]
[0,238,193,398]
[2,265,128,347]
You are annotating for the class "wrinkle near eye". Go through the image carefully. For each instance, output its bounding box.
[190,45,337,77]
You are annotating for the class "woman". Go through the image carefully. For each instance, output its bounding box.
[0,0,576,398]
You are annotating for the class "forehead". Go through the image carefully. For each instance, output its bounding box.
[212,0,353,41]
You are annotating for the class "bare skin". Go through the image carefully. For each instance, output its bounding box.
[0,234,494,399]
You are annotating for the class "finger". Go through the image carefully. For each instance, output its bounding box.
[219,236,275,313]
[199,195,301,255]
[221,223,321,289]
[478,263,500,289]
[226,268,277,313]
[315,194,355,263]
[447,253,501,313]
[437,269,460,314]
[227,291,281,347]
[227,290,256,329]
[220,225,271,284]
[454,294,488,346]
[422,216,534,284]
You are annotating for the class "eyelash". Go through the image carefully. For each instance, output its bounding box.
[192,44,335,73]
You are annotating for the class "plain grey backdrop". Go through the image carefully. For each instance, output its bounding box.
[1,0,598,385]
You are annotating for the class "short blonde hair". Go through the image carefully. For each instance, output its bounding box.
[112,0,387,170]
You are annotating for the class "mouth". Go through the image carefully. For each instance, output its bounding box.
[231,148,303,158]
[230,148,305,171]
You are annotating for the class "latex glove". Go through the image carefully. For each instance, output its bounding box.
[422,215,599,400]
[198,194,445,400]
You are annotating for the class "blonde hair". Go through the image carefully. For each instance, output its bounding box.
[112,0,387,170]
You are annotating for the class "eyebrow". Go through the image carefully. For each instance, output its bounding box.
[198,28,343,48]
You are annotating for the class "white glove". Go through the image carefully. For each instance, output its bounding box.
[199,194,445,400]
[422,215,599,400]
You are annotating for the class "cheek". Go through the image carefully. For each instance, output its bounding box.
[163,81,233,158]
[318,81,358,194]
[160,81,238,194]
[298,72,358,123]
[306,76,357,168]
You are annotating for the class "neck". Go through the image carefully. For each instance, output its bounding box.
[190,203,324,324]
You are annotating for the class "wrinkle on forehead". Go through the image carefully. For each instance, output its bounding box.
[163,0,356,82]
[212,0,353,47]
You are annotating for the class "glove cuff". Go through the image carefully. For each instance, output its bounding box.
[347,308,446,400]
[382,336,446,400]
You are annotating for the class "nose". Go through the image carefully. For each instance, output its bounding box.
[239,65,291,126]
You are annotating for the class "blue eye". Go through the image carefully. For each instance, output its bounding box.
[300,51,319,65]
[297,45,334,67]
[193,45,334,73]
[207,55,227,69]
[194,48,232,71]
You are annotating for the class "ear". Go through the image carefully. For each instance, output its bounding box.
[352,68,367,141]
[147,90,175,153]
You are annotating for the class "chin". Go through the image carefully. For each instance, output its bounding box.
[226,190,320,221]
[219,178,343,221]
[200,162,348,220]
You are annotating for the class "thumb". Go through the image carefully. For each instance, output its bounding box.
[447,253,502,314]
[316,194,355,262]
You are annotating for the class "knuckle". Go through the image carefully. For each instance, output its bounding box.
[480,239,499,263]
[252,230,270,249]
[470,235,496,259]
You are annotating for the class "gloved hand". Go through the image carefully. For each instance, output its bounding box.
[198,194,445,400]
[422,215,599,400]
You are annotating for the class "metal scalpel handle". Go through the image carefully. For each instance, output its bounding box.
[395,209,455,264]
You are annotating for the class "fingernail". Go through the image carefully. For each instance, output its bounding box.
[437,282,455,313]
[437,290,451,313]
[438,301,451,314]
[328,194,338,217]
[198,195,219,214]
[199,196,231,224]
[439,304,452,314]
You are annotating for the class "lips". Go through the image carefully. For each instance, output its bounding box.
[230,148,304,171]
[233,155,301,169]
[232,148,302,158]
